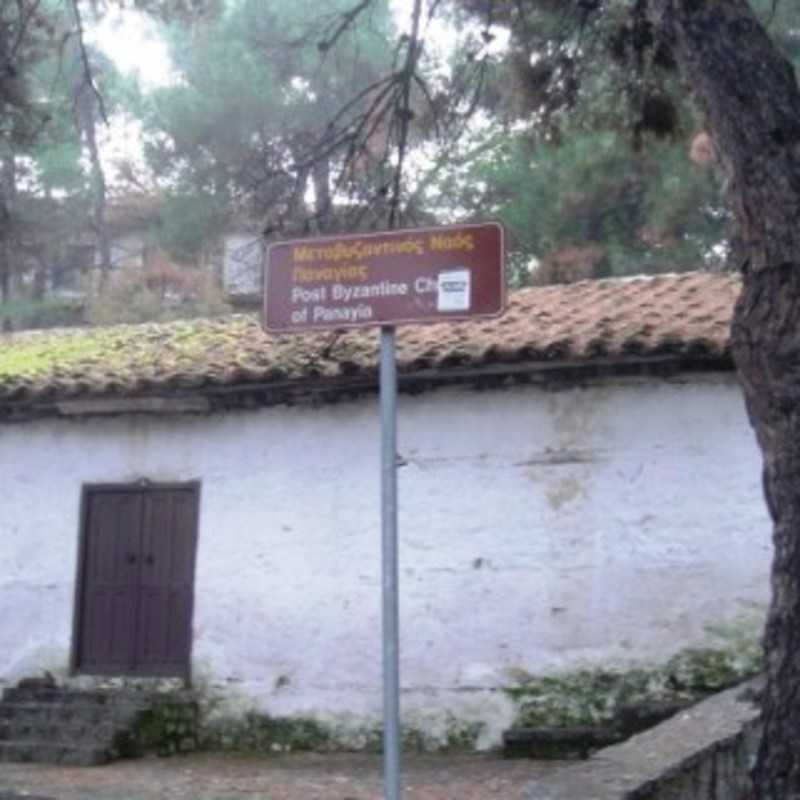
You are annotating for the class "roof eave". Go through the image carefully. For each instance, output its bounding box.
[0,352,735,424]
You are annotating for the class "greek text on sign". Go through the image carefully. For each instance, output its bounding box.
[263,223,505,332]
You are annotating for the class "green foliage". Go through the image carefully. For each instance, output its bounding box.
[0,298,83,333]
[155,193,228,262]
[139,0,395,253]
[439,123,725,284]
[424,0,780,283]
[201,712,483,754]
[507,640,763,729]
[0,1,136,331]
[30,140,85,196]
[753,0,800,63]
[5,0,798,326]
[240,713,333,752]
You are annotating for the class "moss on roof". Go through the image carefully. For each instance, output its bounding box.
[0,318,257,380]
[0,331,109,379]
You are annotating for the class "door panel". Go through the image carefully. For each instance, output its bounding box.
[76,485,198,678]
[136,489,198,674]
[77,492,142,674]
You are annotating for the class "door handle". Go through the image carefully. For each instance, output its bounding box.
[145,555,155,566]
[127,554,136,565]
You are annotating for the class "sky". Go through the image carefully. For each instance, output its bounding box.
[89,8,174,88]
[86,9,174,188]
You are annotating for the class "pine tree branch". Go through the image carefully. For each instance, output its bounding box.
[10,0,44,59]
[317,0,374,53]
[68,0,108,125]
[388,0,423,229]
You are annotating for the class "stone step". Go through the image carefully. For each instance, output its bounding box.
[0,718,120,745]
[0,686,200,766]
[1,687,154,707]
[0,740,109,766]
[0,701,148,725]
[0,702,131,726]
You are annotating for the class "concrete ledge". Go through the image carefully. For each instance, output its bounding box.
[523,678,762,800]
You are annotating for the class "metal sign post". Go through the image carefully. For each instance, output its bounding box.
[380,325,401,800]
[262,222,505,800]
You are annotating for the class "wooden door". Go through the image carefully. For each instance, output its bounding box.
[75,485,199,678]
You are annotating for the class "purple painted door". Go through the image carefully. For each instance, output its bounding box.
[76,486,198,678]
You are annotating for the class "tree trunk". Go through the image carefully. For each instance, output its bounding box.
[83,107,112,285]
[284,161,310,230]
[646,1,800,797]
[312,155,332,230]
[67,0,112,287]
[0,153,17,332]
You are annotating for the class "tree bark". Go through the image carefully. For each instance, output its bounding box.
[87,126,112,282]
[312,155,333,230]
[67,0,112,288]
[78,87,112,285]
[0,153,17,332]
[646,1,800,797]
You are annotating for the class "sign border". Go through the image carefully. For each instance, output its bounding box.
[262,221,506,333]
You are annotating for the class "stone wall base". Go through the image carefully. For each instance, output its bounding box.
[523,678,762,800]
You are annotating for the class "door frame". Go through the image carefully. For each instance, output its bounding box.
[70,481,201,682]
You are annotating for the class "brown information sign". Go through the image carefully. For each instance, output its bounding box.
[263,222,505,332]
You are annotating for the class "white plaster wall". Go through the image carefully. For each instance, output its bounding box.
[0,374,771,744]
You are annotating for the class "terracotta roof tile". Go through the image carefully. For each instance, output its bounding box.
[0,271,740,408]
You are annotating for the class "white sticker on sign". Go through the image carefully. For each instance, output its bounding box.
[437,269,471,312]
